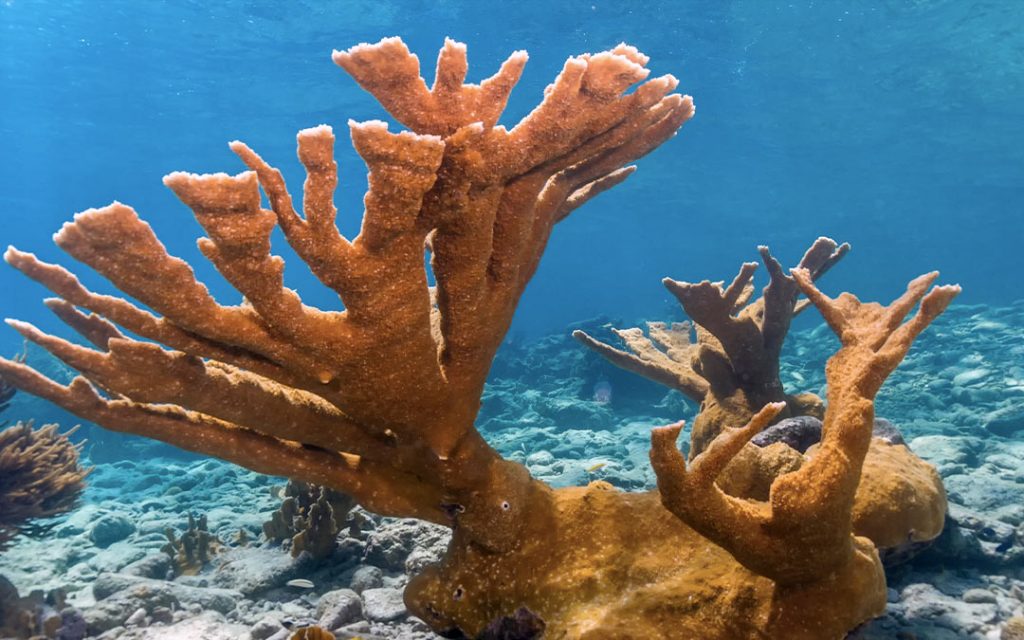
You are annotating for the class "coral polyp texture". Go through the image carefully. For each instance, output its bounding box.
[0,37,960,639]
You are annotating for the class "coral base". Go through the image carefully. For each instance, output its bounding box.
[407,481,887,639]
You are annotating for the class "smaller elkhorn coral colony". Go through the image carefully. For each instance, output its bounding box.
[0,37,956,639]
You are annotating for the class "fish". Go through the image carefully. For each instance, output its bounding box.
[586,462,607,473]
[286,578,315,589]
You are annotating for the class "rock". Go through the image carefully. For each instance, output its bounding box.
[85,583,178,634]
[405,544,445,575]
[89,514,136,548]
[124,607,146,627]
[55,608,87,640]
[953,368,990,386]
[363,520,449,572]
[984,406,1024,437]
[338,620,372,636]
[250,616,285,640]
[871,418,906,446]
[150,606,173,625]
[962,588,996,604]
[361,587,407,622]
[132,610,248,640]
[211,547,306,596]
[90,573,241,625]
[349,565,383,594]
[120,552,173,580]
[316,588,362,630]
[752,416,822,453]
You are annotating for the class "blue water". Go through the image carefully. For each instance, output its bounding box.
[1,1,1021,344]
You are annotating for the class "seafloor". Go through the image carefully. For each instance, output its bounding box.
[1,301,1023,639]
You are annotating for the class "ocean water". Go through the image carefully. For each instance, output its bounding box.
[0,1,1023,639]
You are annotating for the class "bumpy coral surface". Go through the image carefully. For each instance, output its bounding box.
[0,38,959,639]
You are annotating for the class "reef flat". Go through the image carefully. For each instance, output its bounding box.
[1,299,1022,639]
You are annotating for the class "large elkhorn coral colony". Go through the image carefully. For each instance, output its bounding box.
[0,38,958,639]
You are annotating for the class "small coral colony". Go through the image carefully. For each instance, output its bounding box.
[0,37,958,639]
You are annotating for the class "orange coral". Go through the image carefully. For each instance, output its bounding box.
[0,38,958,639]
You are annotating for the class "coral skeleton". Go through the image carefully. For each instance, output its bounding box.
[0,38,959,638]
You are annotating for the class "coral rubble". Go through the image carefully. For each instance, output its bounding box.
[0,37,960,638]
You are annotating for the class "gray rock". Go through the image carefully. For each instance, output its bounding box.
[364,520,448,572]
[751,416,822,453]
[984,406,1024,437]
[316,588,362,630]
[132,611,248,640]
[349,565,383,594]
[150,607,173,625]
[361,587,407,622]
[250,616,285,640]
[338,620,372,636]
[211,547,306,596]
[85,583,178,634]
[120,552,172,580]
[92,572,240,615]
[124,607,147,627]
[89,515,136,548]
[962,588,997,604]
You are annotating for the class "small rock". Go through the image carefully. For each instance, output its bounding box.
[349,565,383,594]
[962,588,997,604]
[985,407,1024,438]
[361,587,407,622]
[121,552,172,580]
[124,607,147,627]
[150,607,174,625]
[89,515,136,548]
[250,617,284,640]
[317,588,362,630]
[338,620,372,636]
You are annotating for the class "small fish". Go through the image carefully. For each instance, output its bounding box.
[592,380,612,404]
[586,462,607,473]
[286,578,315,589]
[996,537,1014,553]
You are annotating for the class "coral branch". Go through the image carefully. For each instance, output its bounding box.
[1,39,690,555]
[651,273,958,585]
[578,238,845,455]
[0,422,88,551]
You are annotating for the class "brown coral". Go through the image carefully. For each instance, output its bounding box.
[162,513,219,575]
[0,422,88,552]
[574,237,845,456]
[263,480,356,560]
[576,241,950,557]
[0,37,958,639]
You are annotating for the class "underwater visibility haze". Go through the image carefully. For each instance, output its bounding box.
[0,2,1022,639]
